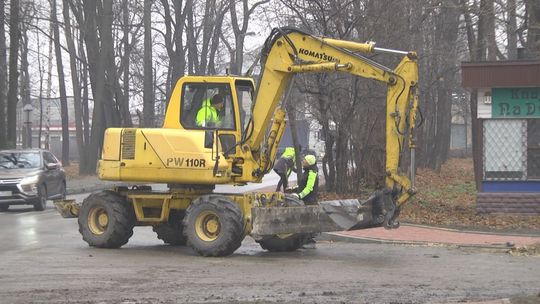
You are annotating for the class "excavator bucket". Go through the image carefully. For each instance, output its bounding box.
[251,191,400,235]
[53,199,80,218]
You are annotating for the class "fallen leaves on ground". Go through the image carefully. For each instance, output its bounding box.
[321,158,540,232]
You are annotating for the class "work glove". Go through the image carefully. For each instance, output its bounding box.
[284,186,298,193]
[289,193,300,199]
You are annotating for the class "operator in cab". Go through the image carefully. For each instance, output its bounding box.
[273,147,296,192]
[196,94,223,127]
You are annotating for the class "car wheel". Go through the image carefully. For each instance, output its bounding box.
[0,205,9,212]
[33,185,47,211]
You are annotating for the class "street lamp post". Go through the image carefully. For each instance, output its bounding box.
[23,104,33,148]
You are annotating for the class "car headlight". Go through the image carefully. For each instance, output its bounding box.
[19,175,40,194]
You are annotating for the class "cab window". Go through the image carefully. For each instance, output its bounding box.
[180,83,235,130]
[235,80,254,134]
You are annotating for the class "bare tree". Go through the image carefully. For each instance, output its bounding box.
[526,0,540,57]
[0,0,7,148]
[185,0,198,75]
[507,0,518,59]
[142,0,154,127]
[160,0,187,96]
[19,2,31,148]
[7,0,21,148]
[229,0,269,74]
[80,0,120,173]
[63,0,84,168]
[51,0,70,165]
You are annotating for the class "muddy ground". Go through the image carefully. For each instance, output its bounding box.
[0,219,539,304]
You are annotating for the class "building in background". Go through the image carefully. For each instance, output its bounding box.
[450,92,472,156]
[462,60,540,215]
[16,97,80,161]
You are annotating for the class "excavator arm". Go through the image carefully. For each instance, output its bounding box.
[248,28,419,219]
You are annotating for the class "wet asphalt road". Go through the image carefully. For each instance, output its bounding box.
[0,191,539,303]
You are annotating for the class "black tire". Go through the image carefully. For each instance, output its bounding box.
[256,195,310,252]
[0,205,9,212]
[78,190,135,248]
[33,185,47,211]
[153,211,187,245]
[183,195,244,257]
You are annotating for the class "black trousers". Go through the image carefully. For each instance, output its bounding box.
[275,171,288,192]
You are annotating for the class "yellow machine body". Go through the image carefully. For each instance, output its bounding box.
[56,27,421,257]
[99,76,259,185]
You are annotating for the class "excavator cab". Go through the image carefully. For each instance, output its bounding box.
[98,76,257,185]
[163,76,256,156]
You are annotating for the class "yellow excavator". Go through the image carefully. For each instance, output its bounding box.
[55,27,420,257]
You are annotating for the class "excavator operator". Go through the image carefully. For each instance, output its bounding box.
[196,94,224,127]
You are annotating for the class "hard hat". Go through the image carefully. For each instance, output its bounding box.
[303,154,316,166]
[281,147,295,159]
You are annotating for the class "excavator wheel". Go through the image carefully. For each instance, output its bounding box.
[183,195,244,257]
[78,190,135,248]
[153,210,187,245]
[256,195,310,252]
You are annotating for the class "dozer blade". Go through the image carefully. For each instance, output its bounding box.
[53,199,80,218]
[251,191,400,235]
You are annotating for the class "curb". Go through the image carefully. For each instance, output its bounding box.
[319,231,519,250]
[402,223,540,238]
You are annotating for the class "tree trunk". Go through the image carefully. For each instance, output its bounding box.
[51,0,70,165]
[44,7,54,150]
[321,120,335,191]
[19,20,30,148]
[6,0,21,148]
[484,0,498,60]
[286,102,303,183]
[79,33,91,174]
[122,0,132,126]
[82,0,107,173]
[527,0,540,57]
[507,0,518,59]
[208,5,227,74]
[334,124,348,194]
[198,0,215,74]
[36,31,44,148]
[0,0,7,149]
[143,0,154,127]
[63,0,84,165]
[97,0,120,127]
[185,0,197,75]
[229,0,269,75]
[172,0,187,86]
